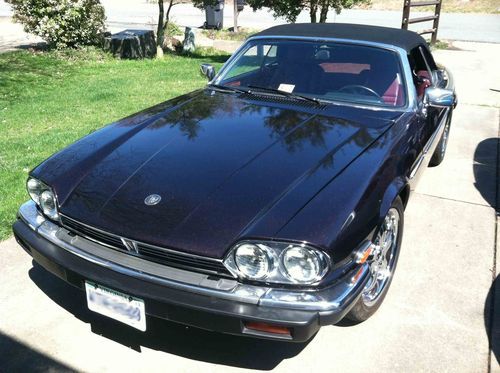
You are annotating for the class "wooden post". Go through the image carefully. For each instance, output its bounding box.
[401,0,410,30]
[233,0,239,33]
[401,0,442,45]
[431,0,442,44]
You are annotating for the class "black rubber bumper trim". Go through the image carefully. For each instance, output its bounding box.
[13,219,352,342]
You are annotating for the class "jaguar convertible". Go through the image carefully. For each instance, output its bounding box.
[13,23,457,342]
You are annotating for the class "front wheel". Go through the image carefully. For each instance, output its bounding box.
[346,196,404,323]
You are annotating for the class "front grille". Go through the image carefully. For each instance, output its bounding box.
[60,215,233,278]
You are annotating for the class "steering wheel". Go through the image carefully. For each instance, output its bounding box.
[338,85,381,99]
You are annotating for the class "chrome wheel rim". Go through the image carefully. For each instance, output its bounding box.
[441,122,450,157]
[361,208,400,306]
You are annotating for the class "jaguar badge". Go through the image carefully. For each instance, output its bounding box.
[144,194,162,206]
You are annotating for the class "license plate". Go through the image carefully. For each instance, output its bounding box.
[85,281,146,331]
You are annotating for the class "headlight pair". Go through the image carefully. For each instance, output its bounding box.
[27,177,60,221]
[223,241,330,285]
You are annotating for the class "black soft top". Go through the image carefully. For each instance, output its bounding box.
[253,23,427,52]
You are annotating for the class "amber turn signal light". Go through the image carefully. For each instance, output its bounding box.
[244,321,291,336]
[355,242,375,264]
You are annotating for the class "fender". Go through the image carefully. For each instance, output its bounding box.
[379,177,409,222]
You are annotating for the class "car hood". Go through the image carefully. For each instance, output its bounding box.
[34,90,403,258]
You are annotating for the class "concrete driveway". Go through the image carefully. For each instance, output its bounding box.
[0,41,499,372]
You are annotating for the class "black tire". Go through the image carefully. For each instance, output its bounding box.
[345,196,404,323]
[429,110,452,167]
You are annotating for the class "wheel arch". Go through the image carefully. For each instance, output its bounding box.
[399,183,411,210]
[379,177,410,222]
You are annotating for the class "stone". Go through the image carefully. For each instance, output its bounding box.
[182,27,196,53]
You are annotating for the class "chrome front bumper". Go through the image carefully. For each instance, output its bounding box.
[17,200,369,315]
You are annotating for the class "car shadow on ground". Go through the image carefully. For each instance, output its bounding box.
[0,331,77,372]
[27,262,310,370]
[474,137,499,367]
[485,275,499,367]
[473,137,499,212]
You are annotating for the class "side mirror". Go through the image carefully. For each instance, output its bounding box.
[200,63,216,81]
[424,87,455,108]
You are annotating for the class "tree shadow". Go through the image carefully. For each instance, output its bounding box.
[164,48,230,64]
[473,137,499,212]
[485,275,499,367]
[0,48,65,92]
[27,262,309,370]
[0,331,77,372]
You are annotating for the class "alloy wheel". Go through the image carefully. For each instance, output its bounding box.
[361,208,400,306]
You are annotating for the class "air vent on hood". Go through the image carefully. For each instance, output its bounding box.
[239,93,327,110]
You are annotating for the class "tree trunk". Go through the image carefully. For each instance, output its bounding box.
[157,0,164,47]
[309,0,318,23]
[319,0,329,23]
[162,0,175,42]
[233,0,239,32]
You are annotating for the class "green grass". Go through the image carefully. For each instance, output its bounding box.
[431,40,451,50]
[0,47,229,241]
[201,27,258,42]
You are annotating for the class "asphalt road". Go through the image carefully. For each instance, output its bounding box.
[104,1,500,43]
[0,41,498,372]
[0,0,500,43]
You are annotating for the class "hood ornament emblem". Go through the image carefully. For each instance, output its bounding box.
[121,238,139,254]
[144,194,161,206]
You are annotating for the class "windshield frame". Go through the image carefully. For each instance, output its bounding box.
[212,36,415,111]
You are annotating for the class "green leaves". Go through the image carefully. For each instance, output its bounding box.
[245,0,370,22]
[6,0,106,49]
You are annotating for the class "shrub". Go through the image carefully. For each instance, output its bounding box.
[6,0,107,49]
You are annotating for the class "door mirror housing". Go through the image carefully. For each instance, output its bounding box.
[200,63,216,81]
[424,87,456,108]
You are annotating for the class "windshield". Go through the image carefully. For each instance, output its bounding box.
[216,39,406,107]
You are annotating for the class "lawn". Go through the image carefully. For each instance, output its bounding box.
[0,47,229,241]
[201,27,258,41]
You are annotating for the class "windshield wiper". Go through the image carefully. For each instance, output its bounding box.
[207,83,249,94]
[247,85,323,106]
[208,84,324,106]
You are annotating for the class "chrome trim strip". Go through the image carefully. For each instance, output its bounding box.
[423,109,449,155]
[409,108,449,179]
[59,213,225,265]
[409,154,425,180]
[18,200,370,312]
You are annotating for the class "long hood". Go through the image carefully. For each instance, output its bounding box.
[33,90,402,258]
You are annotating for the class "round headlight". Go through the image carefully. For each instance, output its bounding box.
[282,246,326,283]
[40,190,59,220]
[27,178,43,204]
[234,244,271,280]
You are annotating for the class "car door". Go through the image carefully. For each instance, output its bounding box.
[408,45,444,184]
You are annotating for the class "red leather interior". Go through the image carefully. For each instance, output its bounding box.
[416,70,432,97]
[382,77,404,106]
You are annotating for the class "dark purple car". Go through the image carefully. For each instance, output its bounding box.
[14,23,457,341]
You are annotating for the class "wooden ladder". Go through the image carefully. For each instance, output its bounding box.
[401,0,443,44]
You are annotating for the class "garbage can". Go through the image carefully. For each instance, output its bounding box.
[204,0,224,30]
[236,0,246,12]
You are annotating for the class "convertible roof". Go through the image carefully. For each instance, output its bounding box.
[253,23,427,52]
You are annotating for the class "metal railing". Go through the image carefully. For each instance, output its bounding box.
[402,0,442,44]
